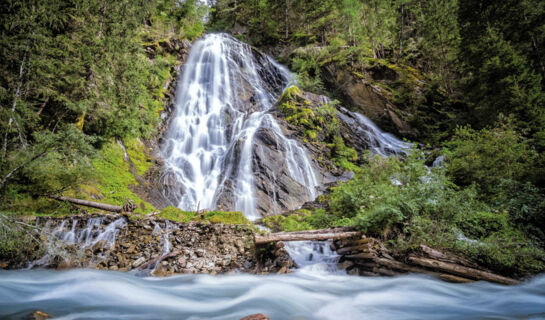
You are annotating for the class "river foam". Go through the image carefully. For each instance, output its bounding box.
[1,269,544,319]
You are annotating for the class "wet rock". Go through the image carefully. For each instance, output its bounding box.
[240,313,270,320]
[29,311,51,320]
[132,257,146,268]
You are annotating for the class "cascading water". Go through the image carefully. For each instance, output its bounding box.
[29,217,127,268]
[161,33,317,220]
[338,106,410,157]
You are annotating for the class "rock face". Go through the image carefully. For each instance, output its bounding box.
[133,38,192,210]
[322,63,417,138]
[8,215,290,276]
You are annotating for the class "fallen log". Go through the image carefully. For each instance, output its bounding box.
[408,256,518,285]
[255,229,360,244]
[336,244,375,255]
[48,195,136,213]
[344,252,377,260]
[420,245,480,269]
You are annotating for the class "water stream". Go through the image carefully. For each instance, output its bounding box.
[1,269,544,319]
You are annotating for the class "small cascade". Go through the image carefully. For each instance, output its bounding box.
[338,107,410,157]
[29,217,127,269]
[284,241,343,274]
[162,33,318,219]
[147,220,175,273]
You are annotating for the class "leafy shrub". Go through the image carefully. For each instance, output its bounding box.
[328,151,544,275]
[444,121,537,197]
[455,211,508,239]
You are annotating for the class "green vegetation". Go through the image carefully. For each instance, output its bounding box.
[0,214,43,263]
[0,0,206,214]
[211,0,545,276]
[158,206,251,225]
[269,151,544,276]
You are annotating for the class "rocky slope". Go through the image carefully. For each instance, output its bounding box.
[3,215,293,275]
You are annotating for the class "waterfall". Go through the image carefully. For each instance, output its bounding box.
[338,107,410,157]
[284,241,343,274]
[29,217,127,269]
[162,33,317,220]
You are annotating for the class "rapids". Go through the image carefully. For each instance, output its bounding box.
[1,270,544,319]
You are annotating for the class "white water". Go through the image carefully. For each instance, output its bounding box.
[28,218,126,268]
[338,107,410,157]
[162,33,317,220]
[1,269,544,319]
[284,241,343,274]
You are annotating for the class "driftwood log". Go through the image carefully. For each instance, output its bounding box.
[408,256,518,285]
[48,195,137,213]
[334,236,519,285]
[254,228,361,244]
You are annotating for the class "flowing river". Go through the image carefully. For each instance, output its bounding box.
[1,270,545,319]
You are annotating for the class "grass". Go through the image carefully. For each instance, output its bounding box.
[158,206,251,225]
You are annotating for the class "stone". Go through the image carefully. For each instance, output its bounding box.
[31,310,52,320]
[240,314,270,320]
[132,257,146,268]
[195,249,205,257]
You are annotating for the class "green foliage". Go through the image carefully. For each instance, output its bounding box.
[158,206,250,225]
[327,150,544,275]
[444,122,537,197]
[158,206,195,223]
[279,86,340,142]
[458,0,545,137]
[0,214,43,262]
[455,211,508,239]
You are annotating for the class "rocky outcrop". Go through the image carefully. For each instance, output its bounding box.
[4,215,279,275]
[134,38,192,209]
[322,63,418,138]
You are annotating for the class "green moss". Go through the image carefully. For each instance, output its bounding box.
[124,138,152,176]
[158,206,195,223]
[84,141,155,214]
[195,211,251,225]
[158,207,250,225]
[262,209,341,232]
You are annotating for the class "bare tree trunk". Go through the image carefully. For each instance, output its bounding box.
[255,229,360,244]
[2,55,26,159]
[285,0,289,39]
[399,4,404,58]
[408,256,518,285]
[48,195,125,213]
[0,151,46,191]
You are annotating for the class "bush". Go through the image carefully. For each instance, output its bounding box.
[327,151,544,275]
[455,211,508,239]
[444,121,537,197]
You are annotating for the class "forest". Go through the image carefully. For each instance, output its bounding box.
[1,0,544,278]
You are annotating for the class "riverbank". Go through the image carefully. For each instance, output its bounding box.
[0,214,293,276]
[0,213,524,285]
